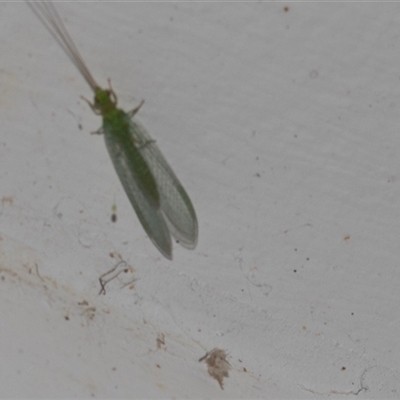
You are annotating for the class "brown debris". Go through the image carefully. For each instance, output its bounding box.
[156,333,165,349]
[199,348,230,389]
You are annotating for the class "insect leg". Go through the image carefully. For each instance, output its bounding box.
[107,78,118,105]
[80,95,101,115]
[128,100,145,118]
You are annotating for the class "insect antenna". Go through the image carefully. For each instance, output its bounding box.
[27,1,99,91]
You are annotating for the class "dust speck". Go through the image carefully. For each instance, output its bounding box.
[156,333,165,349]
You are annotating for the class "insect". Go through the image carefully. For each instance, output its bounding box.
[27,2,198,259]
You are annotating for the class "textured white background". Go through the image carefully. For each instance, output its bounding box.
[1,1,400,397]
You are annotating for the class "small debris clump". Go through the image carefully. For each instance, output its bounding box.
[199,348,231,389]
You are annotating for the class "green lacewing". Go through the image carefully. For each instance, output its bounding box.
[27,1,198,259]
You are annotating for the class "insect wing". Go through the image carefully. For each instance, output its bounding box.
[104,129,173,259]
[129,118,198,249]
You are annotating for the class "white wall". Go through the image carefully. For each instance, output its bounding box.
[1,2,400,397]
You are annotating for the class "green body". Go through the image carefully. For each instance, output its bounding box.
[103,107,160,208]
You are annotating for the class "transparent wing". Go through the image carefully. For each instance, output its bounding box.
[104,130,173,259]
[128,117,198,250]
